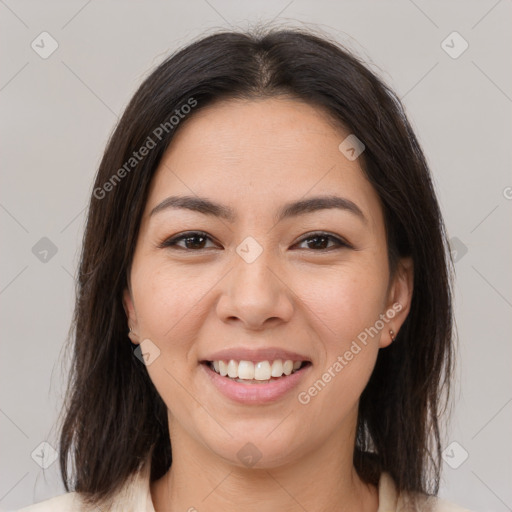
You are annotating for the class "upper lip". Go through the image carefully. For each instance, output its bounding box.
[201,347,311,363]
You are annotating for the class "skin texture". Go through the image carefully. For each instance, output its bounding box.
[123,97,413,512]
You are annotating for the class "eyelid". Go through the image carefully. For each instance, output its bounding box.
[157,231,218,250]
[294,231,352,250]
[158,230,353,251]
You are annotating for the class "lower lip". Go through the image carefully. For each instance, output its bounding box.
[200,363,311,404]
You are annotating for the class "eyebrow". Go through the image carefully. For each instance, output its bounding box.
[149,194,368,225]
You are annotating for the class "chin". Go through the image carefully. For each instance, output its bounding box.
[203,428,307,471]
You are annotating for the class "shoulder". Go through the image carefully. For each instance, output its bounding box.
[400,493,474,512]
[15,492,86,512]
[378,471,474,512]
[426,495,474,512]
[15,463,155,512]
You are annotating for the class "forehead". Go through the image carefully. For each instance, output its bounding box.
[143,97,384,232]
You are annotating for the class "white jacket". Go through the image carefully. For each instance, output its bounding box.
[15,468,472,512]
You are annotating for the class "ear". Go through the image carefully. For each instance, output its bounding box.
[123,287,141,345]
[379,256,414,348]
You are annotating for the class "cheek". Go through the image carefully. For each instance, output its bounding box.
[131,264,210,424]
[298,262,387,345]
[132,262,211,346]
[293,262,387,409]
[296,320,380,428]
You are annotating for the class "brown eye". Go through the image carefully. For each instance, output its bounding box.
[159,231,218,251]
[295,232,351,251]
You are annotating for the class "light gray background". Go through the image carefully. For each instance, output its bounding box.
[1,1,511,510]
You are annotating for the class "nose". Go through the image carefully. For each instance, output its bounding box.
[215,244,294,330]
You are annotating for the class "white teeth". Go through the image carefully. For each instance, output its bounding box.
[219,360,228,377]
[254,361,271,380]
[238,360,254,380]
[209,359,305,380]
[271,359,283,377]
[227,360,238,378]
[283,360,293,376]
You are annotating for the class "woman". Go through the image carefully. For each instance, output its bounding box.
[18,27,471,511]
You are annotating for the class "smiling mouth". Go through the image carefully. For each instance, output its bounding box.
[201,359,312,384]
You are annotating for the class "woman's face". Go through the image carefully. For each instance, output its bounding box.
[123,97,413,469]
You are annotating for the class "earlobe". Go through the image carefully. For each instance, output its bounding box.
[123,288,140,344]
[127,328,139,344]
[380,257,414,348]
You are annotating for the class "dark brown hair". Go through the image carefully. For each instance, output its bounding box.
[58,26,454,507]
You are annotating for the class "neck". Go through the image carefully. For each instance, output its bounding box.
[151,422,378,512]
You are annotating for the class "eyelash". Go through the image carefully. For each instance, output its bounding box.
[158,231,352,252]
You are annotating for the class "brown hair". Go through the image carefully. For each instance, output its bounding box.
[58,26,454,507]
